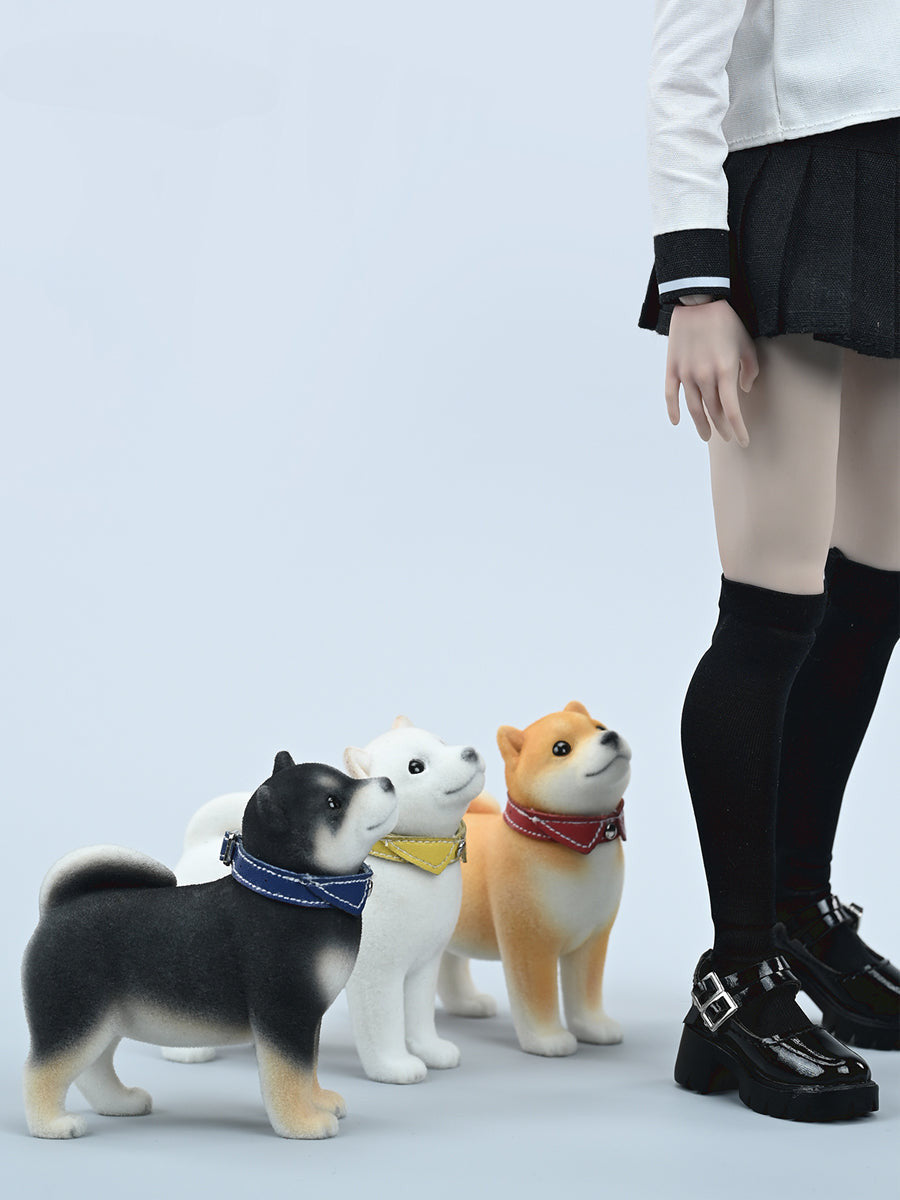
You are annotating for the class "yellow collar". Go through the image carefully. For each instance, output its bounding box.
[369,820,467,874]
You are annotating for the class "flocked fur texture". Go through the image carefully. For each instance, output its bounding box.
[342,716,485,1083]
[22,755,398,1139]
[438,702,630,1056]
[162,717,485,1081]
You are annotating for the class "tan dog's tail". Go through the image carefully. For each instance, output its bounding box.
[466,792,501,815]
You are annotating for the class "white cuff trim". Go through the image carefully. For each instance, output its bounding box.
[657,275,730,295]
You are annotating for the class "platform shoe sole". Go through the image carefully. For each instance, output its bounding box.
[785,964,900,1051]
[674,1023,879,1121]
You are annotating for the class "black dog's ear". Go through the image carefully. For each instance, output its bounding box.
[272,750,296,775]
[251,783,288,835]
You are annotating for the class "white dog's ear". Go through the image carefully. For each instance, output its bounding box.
[391,715,415,730]
[564,700,591,717]
[343,747,373,779]
[497,725,525,764]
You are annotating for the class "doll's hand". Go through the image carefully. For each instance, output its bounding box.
[665,299,758,448]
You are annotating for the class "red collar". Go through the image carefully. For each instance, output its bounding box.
[503,795,626,854]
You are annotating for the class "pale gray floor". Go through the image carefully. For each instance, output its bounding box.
[4,963,899,1200]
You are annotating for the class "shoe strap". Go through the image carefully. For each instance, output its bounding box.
[692,955,800,1033]
[784,894,862,949]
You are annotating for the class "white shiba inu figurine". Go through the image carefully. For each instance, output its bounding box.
[342,716,485,1084]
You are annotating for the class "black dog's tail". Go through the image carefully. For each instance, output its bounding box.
[38,845,177,915]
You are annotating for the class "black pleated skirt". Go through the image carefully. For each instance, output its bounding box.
[638,116,900,359]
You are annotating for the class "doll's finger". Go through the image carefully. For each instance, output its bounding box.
[665,369,681,425]
[739,347,760,393]
[718,369,749,448]
[682,380,711,441]
[700,376,733,442]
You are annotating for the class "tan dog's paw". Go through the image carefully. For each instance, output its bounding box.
[28,1113,88,1139]
[517,1029,578,1057]
[408,1037,460,1070]
[569,1016,623,1045]
[273,1109,340,1139]
[444,992,497,1018]
[313,1088,346,1117]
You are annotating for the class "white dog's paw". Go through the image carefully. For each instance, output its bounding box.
[569,1015,624,1045]
[442,992,497,1019]
[408,1037,460,1070]
[94,1086,153,1117]
[161,1046,217,1064]
[29,1113,88,1139]
[517,1029,578,1058]
[363,1053,428,1085]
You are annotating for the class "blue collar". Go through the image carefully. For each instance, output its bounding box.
[220,833,373,917]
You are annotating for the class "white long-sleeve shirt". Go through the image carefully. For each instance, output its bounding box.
[646,0,900,304]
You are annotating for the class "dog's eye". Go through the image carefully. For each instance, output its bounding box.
[552,741,571,757]
[408,759,425,774]
[595,723,607,731]
[326,796,342,810]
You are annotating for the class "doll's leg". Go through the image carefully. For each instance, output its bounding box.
[773,349,900,1047]
[404,955,461,1068]
[682,333,841,1026]
[75,1038,152,1116]
[777,349,899,912]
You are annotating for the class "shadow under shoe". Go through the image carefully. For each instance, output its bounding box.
[774,894,900,1051]
[674,951,878,1121]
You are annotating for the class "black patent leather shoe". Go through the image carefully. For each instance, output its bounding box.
[773,895,900,1051]
[674,951,878,1121]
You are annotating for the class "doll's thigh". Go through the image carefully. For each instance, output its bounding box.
[707,333,843,593]
[831,349,900,570]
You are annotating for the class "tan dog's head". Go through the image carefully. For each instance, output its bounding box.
[498,701,631,814]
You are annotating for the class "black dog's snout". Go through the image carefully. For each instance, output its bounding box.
[600,731,620,749]
[378,777,394,792]
[461,746,479,763]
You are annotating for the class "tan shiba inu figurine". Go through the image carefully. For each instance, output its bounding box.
[438,701,630,1056]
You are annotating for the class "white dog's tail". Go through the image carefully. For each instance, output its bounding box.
[38,846,175,916]
[174,791,250,886]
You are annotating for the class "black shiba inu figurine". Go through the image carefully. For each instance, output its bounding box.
[22,752,397,1139]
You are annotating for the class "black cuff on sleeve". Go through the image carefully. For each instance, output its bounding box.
[653,228,731,306]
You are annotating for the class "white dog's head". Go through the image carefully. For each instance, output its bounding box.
[343,716,486,837]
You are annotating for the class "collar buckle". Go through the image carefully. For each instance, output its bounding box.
[220,831,240,867]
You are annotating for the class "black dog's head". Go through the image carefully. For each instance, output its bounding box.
[241,752,397,875]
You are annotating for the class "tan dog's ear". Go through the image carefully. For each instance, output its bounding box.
[392,715,415,730]
[564,700,591,717]
[343,747,373,778]
[497,725,525,764]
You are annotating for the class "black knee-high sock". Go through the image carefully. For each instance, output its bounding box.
[776,547,900,968]
[681,576,826,988]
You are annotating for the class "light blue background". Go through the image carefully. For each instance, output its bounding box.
[2,3,897,1196]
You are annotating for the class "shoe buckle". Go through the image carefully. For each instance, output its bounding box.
[694,971,739,1032]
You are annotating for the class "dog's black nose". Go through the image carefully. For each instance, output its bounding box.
[461,747,479,762]
[600,731,620,748]
[378,777,394,792]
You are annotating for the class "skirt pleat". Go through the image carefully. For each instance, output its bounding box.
[638,115,900,359]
